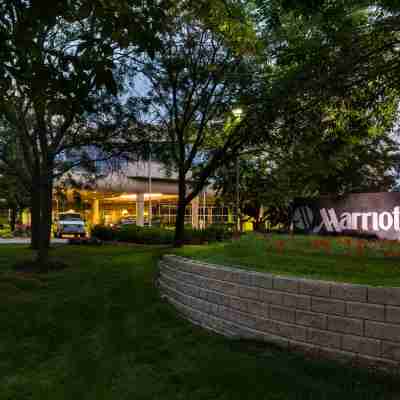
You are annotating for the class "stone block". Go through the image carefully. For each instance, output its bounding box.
[273,277,299,293]
[311,297,346,316]
[229,297,248,312]
[227,271,240,283]
[365,321,400,342]
[330,283,367,302]
[381,341,400,361]
[386,306,400,324]
[259,289,283,305]
[221,281,240,297]
[299,280,330,297]
[307,328,342,349]
[232,309,257,329]
[342,335,380,357]
[206,290,223,305]
[368,287,400,306]
[296,310,327,330]
[237,272,253,286]
[269,320,307,341]
[282,293,311,310]
[252,273,274,289]
[238,285,259,300]
[247,300,268,318]
[205,268,223,280]
[270,305,296,323]
[346,301,385,322]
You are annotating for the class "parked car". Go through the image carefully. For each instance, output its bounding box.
[54,212,86,238]
[117,215,136,226]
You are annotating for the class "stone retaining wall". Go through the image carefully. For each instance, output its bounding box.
[158,255,400,371]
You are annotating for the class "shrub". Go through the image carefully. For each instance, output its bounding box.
[91,225,116,241]
[203,224,234,242]
[183,225,233,244]
[183,227,205,244]
[0,232,13,239]
[116,225,174,245]
[91,223,233,245]
[13,224,31,238]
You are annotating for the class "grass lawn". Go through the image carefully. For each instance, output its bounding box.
[0,244,400,399]
[175,233,400,286]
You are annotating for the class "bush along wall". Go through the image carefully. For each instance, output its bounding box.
[90,224,233,245]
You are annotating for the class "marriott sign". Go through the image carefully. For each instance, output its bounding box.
[316,207,400,233]
[292,193,400,240]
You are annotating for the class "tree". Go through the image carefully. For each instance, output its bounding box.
[0,171,30,231]
[126,0,263,246]
[214,93,400,231]
[213,154,272,231]
[256,0,400,107]
[0,0,167,267]
[218,0,400,229]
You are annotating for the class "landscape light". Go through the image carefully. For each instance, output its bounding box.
[232,108,243,118]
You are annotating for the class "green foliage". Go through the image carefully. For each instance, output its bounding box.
[91,224,233,245]
[91,225,117,241]
[0,228,13,239]
[214,0,400,224]
[0,154,31,211]
[202,223,234,241]
[249,0,400,207]
[123,1,261,244]
[257,0,400,104]
[12,225,31,238]
[0,0,170,259]
[116,225,175,245]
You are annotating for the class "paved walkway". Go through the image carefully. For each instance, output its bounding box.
[0,238,68,245]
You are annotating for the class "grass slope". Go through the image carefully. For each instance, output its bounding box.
[0,244,399,399]
[175,233,400,286]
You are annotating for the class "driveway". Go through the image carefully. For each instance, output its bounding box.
[0,238,68,245]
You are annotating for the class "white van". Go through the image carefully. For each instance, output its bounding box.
[54,212,86,238]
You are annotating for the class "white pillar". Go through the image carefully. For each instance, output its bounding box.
[137,193,145,226]
[92,199,100,225]
[208,206,213,226]
[191,197,199,229]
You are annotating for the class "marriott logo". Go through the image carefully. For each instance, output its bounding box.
[314,207,400,233]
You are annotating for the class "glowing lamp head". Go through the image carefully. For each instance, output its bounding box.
[232,108,243,118]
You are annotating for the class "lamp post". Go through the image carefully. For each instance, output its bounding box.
[148,147,152,227]
[232,108,243,233]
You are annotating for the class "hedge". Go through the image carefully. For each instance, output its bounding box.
[91,225,118,241]
[91,224,233,245]
[117,225,174,244]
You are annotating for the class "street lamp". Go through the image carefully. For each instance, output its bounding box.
[232,108,243,233]
[148,147,152,227]
[232,108,243,119]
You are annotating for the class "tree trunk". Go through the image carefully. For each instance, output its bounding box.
[36,170,53,269]
[9,206,17,232]
[252,217,263,232]
[239,218,244,233]
[174,170,186,247]
[252,206,265,232]
[30,181,41,250]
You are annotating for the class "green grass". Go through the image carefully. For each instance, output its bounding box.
[175,233,400,286]
[0,244,400,399]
